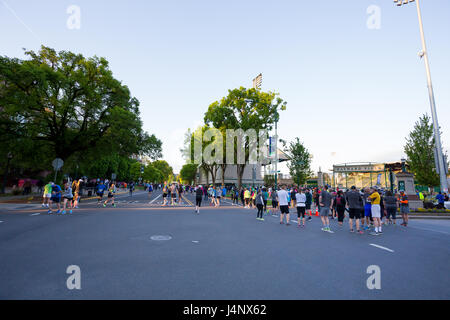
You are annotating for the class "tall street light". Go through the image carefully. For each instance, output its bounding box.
[395,0,448,192]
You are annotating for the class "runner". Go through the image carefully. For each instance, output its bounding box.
[61,182,74,214]
[104,182,116,207]
[345,186,364,234]
[362,188,372,231]
[368,187,382,236]
[399,190,410,227]
[162,183,169,206]
[48,182,62,214]
[277,185,290,225]
[129,181,135,198]
[72,179,82,209]
[319,186,333,232]
[262,187,269,214]
[42,181,52,208]
[178,184,184,204]
[170,183,177,206]
[96,181,107,205]
[148,183,153,201]
[215,186,221,207]
[195,185,203,214]
[244,188,251,209]
[295,188,307,227]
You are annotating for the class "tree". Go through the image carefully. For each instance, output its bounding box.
[180,163,198,185]
[143,163,164,183]
[284,138,313,186]
[204,87,287,189]
[0,46,162,175]
[153,160,173,182]
[404,114,440,188]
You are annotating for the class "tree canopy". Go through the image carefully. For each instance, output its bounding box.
[284,138,313,186]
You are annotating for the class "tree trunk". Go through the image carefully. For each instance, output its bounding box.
[221,164,227,186]
[237,164,246,190]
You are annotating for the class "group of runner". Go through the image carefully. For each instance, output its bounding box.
[41,179,83,214]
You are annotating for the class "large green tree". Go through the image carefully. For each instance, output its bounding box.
[152,160,173,182]
[180,163,198,185]
[404,114,441,188]
[284,138,313,186]
[204,87,286,189]
[0,46,161,177]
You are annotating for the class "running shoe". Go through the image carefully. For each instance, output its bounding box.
[280,221,284,225]
[369,232,380,236]
[358,230,364,234]
[48,210,52,214]
[41,204,45,208]
[103,204,106,207]
[350,229,354,233]
[61,210,66,215]
[69,210,72,214]
[112,204,116,207]
[286,223,291,226]
[56,210,60,214]
[260,218,265,221]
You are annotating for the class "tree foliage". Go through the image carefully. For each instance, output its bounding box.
[180,163,198,185]
[0,46,162,179]
[404,114,440,188]
[284,138,313,186]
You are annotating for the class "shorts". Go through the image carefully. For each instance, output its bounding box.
[371,204,381,218]
[364,204,372,217]
[108,193,114,198]
[51,197,61,203]
[386,207,397,219]
[280,205,290,214]
[320,206,330,217]
[196,198,202,207]
[272,201,278,208]
[97,192,104,198]
[400,206,410,214]
[163,193,167,198]
[63,196,73,201]
[217,196,221,199]
[297,206,306,218]
[305,203,311,210]
[348,208,361,220]
[171,193,176,198]
[44,193,51,198]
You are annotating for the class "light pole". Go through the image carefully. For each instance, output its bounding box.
[274,113,279,191]
[395,0,448,192]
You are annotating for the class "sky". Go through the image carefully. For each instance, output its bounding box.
[1,0,449,175]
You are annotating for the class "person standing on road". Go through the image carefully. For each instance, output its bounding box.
[148,183,153,201]
[129,182,135,198]
[162,183,169,206]
[345,186,364,234]
[334,190,346,227]
[295,188,307,228]
[277,185,290,225]
[42,181,52,208]
[399,191,410,227]
[368,187,382,236]
[270,187,278,216]
[255,189,265,221]
[384,190,398,225]
[319,186,333,232]
[305,188,313,221]
[178,184,184,204]
[262,187,269,215]
[170,183,177,206]
[195,185,203,214]
[362,188,372,231]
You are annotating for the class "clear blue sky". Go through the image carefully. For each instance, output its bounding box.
[1,0,449,174]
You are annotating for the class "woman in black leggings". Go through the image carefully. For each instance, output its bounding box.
[255,190,264,221]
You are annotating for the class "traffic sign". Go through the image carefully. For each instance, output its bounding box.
[52,158,64,171]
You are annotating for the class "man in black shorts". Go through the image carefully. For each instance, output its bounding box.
[195,185,203,214]
[345,186,364,234]
[277,185,290,225]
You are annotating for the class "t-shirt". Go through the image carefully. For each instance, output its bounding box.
[64,187,73,198]
[384,196,397,209]
[196,188,203,198]
[368,192,381,205]
[244,190,251,199]
[277,189,289,206]
[320,190,332,207]
[96,184,107,194]
[262,191,268,200]
[295,193,306,207]
[271,191,278,201]
[346,191,363,209]
[51,185,62,198]
[335,195,346,207]
[44,183,52,194]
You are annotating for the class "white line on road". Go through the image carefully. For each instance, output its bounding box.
[30,213,40,216]
[370,244,395,253]
[408,226,450,236]
[0,221,3,223]
[149,195,162,204]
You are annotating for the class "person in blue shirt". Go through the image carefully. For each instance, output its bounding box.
[436,192,445,209]
[48,182,62,214]
[222,186,227,198]
[96,182,107,205]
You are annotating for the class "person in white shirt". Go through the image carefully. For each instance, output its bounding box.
[295,189,307,227]
[277,185,291,225]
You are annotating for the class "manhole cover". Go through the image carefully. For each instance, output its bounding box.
[150,235,172,241]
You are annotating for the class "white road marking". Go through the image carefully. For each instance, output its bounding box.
[192,241,200,244]
[370,244,394,253]
[30,213,40,216]
[0,221,3,223]
[149,194,162,204]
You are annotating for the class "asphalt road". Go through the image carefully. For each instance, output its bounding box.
[0,189,449,300]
